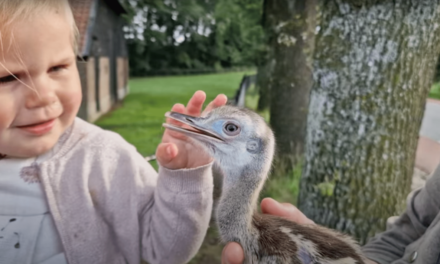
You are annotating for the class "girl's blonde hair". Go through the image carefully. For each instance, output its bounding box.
[0,0,80,55]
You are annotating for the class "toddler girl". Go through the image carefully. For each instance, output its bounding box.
[0,1,226,263]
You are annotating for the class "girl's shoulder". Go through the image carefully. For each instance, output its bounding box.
[76,118,133,148]
[49,117,141,163]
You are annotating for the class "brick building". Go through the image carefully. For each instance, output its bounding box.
[70,0,129,122]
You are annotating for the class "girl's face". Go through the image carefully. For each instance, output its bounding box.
[0,10,82,158]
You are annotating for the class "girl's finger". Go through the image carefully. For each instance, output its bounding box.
[186,90,206,116]
[155,143,178,167]
[166,103,186,126]
[202,94,228,115]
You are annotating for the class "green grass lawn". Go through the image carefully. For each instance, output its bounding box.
[94,71,255,169]
[430,82,440,100]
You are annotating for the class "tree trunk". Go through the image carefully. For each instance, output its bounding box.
[298,0,440,245]
[256,59,274,111]
[267,0,318,169]
[256,0,274,112]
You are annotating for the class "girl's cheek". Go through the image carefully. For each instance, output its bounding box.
[0,94,16,129]
[59,75,82,116]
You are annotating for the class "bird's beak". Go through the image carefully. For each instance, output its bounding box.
[163,111,224,143]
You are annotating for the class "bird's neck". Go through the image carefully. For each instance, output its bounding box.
[215,165,267,243]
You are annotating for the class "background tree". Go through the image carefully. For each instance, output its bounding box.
[262,0,318,169]
[213,0,265,69]
[121,0,264,76]
[255,0,274,112]
[298,0,440,244]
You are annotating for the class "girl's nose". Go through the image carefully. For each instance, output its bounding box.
[24,77,57,109]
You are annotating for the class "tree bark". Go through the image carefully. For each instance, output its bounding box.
[256,0,274,112]
[298,0,440,244]
[256,59,274,111]
[266,0,318,169]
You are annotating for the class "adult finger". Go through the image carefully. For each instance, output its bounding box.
[260,198,315,225]
[221,242,245,264]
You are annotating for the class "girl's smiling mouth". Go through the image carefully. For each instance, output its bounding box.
[17,119,56,135]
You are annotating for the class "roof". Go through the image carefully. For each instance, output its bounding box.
[70,0,126,56]
[105,0,127,15]
[70,0,95,55]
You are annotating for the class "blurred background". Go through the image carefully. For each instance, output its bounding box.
[70,0,440,262]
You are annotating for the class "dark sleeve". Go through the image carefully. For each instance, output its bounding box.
[361,165,440,264]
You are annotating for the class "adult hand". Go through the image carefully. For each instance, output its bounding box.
[156,91,227,170]
[221,198,314,264]
[220,198,379,264]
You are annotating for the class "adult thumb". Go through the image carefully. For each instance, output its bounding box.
[260,198,314,225]
[222,242,245,264]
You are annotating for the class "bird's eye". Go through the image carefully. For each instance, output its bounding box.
[223,123,240,136]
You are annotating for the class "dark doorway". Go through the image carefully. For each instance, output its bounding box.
[109,29,118,103]
[92,38,101,112]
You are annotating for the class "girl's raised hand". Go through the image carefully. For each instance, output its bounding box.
[156,91,227,170]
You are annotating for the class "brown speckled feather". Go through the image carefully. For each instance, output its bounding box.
[253,214,366,264]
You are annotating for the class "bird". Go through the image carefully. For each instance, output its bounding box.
[163,105,367,264]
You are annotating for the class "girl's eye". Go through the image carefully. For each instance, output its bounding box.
[50,65,67,72]
[0,75,18,84]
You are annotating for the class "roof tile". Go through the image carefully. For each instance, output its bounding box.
[69,0,94,54]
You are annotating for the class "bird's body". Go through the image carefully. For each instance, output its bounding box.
[163,105,366,264]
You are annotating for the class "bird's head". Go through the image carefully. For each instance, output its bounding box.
[163,105,275,177]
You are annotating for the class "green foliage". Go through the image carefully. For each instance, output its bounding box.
[213,0,266,66]
[120,0,265,76]
[260,159,302,205]
[244,82,270,122]
[430,82,440,100]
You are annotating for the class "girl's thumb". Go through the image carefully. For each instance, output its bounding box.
[155,143,178,166]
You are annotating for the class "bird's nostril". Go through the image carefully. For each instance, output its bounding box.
[186,118,194,123]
